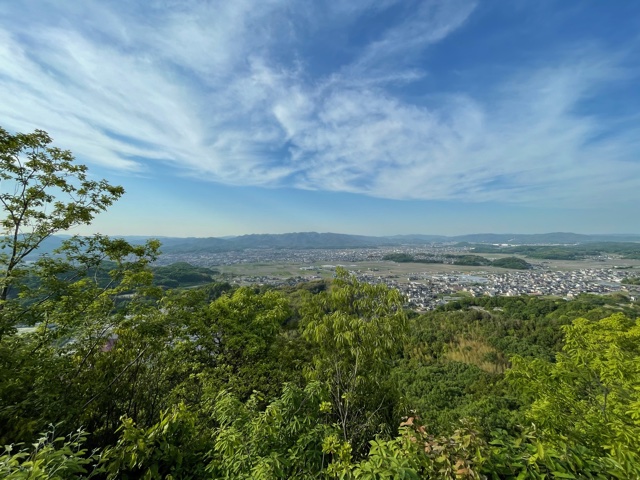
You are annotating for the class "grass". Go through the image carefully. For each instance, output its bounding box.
[445,337,507,374]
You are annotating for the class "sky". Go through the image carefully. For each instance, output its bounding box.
[1,0,639,237]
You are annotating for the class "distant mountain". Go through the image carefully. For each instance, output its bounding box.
[451,232,640,244]
[8,232,640,258]
[158,232,389,252]
[588,234,640,242]
[158,231,640,252]
[451,232,593,244]
[231,232,388,249]
[384,234,449,243]
[6,236,68,259]
[155,237,235,253]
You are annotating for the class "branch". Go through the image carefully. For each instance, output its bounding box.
[81,346,149,411]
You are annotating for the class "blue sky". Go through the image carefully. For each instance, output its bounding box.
[1,0,639,236]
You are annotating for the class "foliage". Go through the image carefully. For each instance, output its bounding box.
[392,360,516,435]
[442,292,640,325]
[382,252,443,264]
[101,403,208,480]
[206,382,335,479]
[164,286,298,405]
[382,253,414,262]
[508,313,640,476]
[0,234,161,445]
[0,427,100,479]
[392,295,640,439]
[622,275,640,285]
[491,256,531,269]
[384,252,531,269]
[151,262,219,288]
[0,127,124,320]
[301,268,408,453]
[449,254,492,266]
[470,242,640,260]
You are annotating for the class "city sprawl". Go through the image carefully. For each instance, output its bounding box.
[157,245,640,310]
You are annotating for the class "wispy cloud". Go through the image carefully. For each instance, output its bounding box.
[349,0,477,75]
[0,0,638,208]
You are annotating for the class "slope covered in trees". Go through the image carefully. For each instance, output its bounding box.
[2,128,640,478]
[383,253,532,269]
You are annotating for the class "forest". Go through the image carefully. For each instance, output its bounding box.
[383,253,531,269]
[2,128,640,479]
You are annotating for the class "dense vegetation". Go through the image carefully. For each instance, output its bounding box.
[151,262,219,288]
[382,253,418,262]
[383,253,531,269]
[490,256,531,269]
[2,127,640,478]
[449,254,492,267]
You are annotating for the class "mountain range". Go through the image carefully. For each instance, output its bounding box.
[12,232,640,258]
[159,232,640,252]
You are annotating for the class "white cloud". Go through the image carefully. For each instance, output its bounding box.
[0,0,637,209]
[350,0,477,74]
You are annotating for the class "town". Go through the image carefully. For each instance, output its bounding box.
[365,268,637,310]
[156,245,640,310]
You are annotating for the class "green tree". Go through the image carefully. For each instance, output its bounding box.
[205,383,334,479]
[0,235,161,445]
[301,268,408,454]
[165,286,296,406]
[101,403,208,480]
[0,127,163,445]
[0,127,124,328]
[508,313,640,477]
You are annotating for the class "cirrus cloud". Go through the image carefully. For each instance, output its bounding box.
[0,0,638,209]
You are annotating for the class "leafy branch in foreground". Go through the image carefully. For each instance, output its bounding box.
[0,426,100,479]
[301,268,408,454]
[1,127,123,336]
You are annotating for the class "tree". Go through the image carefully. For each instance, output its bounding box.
[300,268,408,454]
[507,313,640,477]
[0,234,161,445]
[204,383,333,479]
[164,286,295,405]
[0,127,124,315]
[0,127,159,444]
